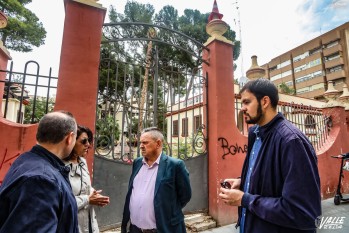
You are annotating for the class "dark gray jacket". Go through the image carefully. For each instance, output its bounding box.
[0,145,78,233]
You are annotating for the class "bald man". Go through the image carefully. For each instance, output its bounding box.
[0,111,79,233]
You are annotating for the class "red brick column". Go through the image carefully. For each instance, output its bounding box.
[203,38,247,225]
[55,0,106,176]
[317,106,349,198]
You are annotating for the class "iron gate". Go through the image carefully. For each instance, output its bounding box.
[94,22,209,163]
[92,22,210,229]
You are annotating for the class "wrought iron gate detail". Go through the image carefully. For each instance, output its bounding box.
[95,22,208,162]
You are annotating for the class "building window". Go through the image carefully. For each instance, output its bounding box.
[173,120,178,137]
[277,60,291,69]
[182,118,188,137]
[309,47,321,55]
[325,52,340,61]
[293,51,309,63]
[270,70,292,81]
[326,40,339,48]
[194,115,202,132]
[284,81,293,86]
[295,70,322,84]
[329,65,342,73]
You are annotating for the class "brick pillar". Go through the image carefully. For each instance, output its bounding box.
[203,20,247,225]
[55,0,106,176]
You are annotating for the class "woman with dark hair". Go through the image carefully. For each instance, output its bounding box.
[65,125,110,233]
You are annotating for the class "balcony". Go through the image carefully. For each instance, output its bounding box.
[298,88,325,99]
[296,76,324,89]
[324,57,344,69]
[323,43,342,57]
[326,70,346,81]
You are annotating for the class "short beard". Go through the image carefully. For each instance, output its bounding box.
[245,102,263,124]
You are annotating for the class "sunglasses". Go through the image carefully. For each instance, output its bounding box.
[80,138,90,145]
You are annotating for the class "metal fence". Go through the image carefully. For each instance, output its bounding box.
[94,56,208,163]
[234,96,331,151]
[0,61,57,124]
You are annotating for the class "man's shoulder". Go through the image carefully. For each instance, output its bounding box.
[6,150,62,183]
[162,154,184,165]
[273,118,310,143]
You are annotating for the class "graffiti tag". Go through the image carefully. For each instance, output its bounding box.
[0,149,21,184]
[218,137,247,159]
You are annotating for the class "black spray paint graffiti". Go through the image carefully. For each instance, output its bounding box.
[218,137,247,159]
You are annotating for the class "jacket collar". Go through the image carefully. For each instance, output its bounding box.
[155,153,167,195]
[257,112,284,141]
[31,144,70,175]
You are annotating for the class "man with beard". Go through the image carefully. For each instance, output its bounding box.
[219,79,321,233]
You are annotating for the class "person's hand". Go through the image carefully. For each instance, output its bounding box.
[223,178,241,189]
[218,187,244,206]
[89,190,110,207]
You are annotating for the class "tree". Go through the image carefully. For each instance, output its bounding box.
[24,97,54,124]
[279,82,295,95]
[95,114,120,148]
[100,1,241,134]
[0,0,46,52]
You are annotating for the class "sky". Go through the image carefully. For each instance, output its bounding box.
[5,0,349,80]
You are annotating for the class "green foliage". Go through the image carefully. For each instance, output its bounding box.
[24,97,54,124]
[0,0,46,52]
[106,1,241,68]
[95,114,120,148]
[279,82,295,95]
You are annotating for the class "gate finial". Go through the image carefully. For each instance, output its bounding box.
[208,0,223,22]
[205,0,232,45]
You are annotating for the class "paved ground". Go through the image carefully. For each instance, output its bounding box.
[200,197,349,233]
[102,197,349,232]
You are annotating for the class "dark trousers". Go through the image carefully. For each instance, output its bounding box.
[130,224,157,233]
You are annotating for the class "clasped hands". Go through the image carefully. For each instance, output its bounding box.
[89,189,110,207]
[218,178,244,206]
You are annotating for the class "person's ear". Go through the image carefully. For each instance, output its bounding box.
[157,139,161,148]
[261,96,271,109]
[66,132,75,146]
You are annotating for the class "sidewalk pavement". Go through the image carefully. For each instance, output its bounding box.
[200,197,349,233]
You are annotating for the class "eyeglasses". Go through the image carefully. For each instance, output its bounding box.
[80,138,90,145]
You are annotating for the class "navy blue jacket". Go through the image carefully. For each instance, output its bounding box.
[238,113,321,233]
[121,153,192,233]
[0,145,78,233]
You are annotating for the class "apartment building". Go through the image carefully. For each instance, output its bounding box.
[262,21,349,100]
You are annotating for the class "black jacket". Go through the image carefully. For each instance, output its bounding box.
[0,145,78,233]
[237,113,321,233]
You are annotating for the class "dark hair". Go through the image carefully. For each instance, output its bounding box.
[141,127,164,142]
[239,78,279,108]
[76,125,93,144]
[36,111,77,144]
[64,125,93,161]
